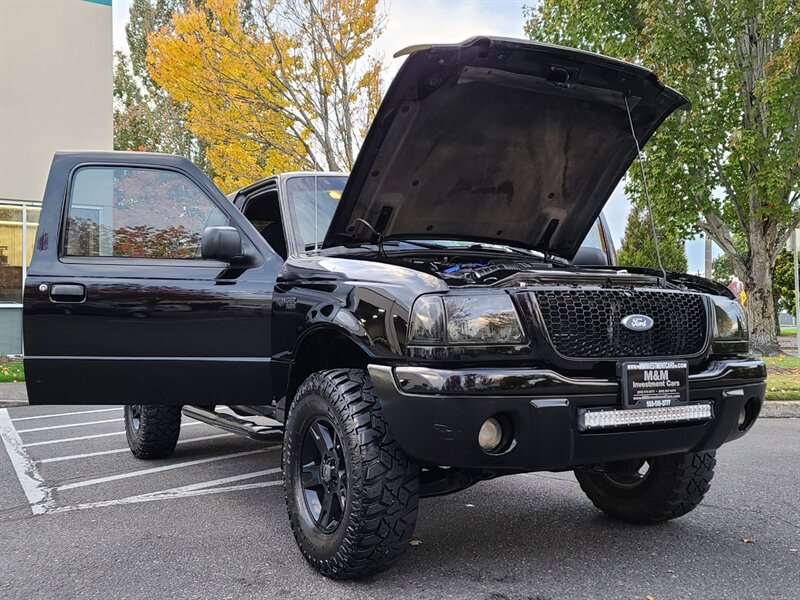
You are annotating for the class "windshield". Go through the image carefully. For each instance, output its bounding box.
[285,175,348,249]
[580,220,605,251]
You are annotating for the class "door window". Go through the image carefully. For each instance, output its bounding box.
[64,167,227,259]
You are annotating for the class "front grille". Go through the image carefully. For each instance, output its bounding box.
[531,289,708,359]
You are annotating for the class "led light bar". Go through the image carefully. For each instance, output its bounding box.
[578,403,713,431]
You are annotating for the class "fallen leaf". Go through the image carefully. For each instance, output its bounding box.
[645,594,656,600]
[410,539,422,546]
[741,537,755,544]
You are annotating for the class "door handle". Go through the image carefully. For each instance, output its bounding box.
[50,283,86,302]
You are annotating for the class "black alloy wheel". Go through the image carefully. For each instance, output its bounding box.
[128,405,142,431]
[299,416,348,533]
[599,458,653,489]
[284,369,420,579]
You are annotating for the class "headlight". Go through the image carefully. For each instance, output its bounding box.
[408,295,445,344]
[712,297,748,341]
[408,294,525,345]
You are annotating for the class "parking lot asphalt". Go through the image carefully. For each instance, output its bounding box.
[0,404,798,600]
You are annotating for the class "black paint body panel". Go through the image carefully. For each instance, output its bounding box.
[24,152,281,406]
[23,152,765,475]
[368,362,766,470]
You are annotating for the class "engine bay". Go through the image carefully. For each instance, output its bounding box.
[396,254,662,288]
[412,258,551,286]
[388,253,726,294]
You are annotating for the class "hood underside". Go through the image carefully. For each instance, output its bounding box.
[323,37,688,259]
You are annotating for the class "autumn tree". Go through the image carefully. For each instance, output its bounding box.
[617,206,688,273]
[525,1,800,355]
[114,0,210,171]
[147,0,385,191]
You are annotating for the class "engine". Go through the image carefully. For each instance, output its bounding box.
[398,257,552,286]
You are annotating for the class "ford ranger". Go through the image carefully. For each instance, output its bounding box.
[23,37,765,579]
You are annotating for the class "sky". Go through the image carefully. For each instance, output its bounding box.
[111,0,714,273]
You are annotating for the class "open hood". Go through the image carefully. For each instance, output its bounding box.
[323,37,688,259]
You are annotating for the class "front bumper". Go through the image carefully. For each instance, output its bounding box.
[368,359,766,471]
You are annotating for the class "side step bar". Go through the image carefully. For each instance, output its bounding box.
[182,406,284,443]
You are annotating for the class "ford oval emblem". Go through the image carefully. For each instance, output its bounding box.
[621,314,654,332]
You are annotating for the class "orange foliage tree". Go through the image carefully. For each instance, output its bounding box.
[147,0,385,191]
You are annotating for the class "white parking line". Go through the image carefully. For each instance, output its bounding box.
[23,422,202,447]
[0,408,54,515]
[50,479,283,514]
[2,406,280,516]
[56,448,275,491]
[11,408,120,422]
[38,433,237,463]
[16,418,123,434]
[163,467,281,492]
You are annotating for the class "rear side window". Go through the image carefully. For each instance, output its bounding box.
[64,167,227,259]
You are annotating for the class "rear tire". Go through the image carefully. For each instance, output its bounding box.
[124,405,182,459]
[284,369,420,580]
[574,451,716,523]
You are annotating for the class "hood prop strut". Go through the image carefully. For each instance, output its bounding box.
[624,95,669,284]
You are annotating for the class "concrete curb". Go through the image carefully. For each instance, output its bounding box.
[760,401,800,418]
[1,382,799,416]
[0,383,29,408]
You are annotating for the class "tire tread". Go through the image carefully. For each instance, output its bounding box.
[125,405,182,460]
[575,451,716,523]
[284,369,419,579]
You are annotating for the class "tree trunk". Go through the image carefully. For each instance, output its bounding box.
[744,261,782,356]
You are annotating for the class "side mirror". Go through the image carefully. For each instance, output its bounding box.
[201,226,243,262]
[572,246,609,267]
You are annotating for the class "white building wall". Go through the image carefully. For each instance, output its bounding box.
[0,0,112,203]
[0,0,111,354]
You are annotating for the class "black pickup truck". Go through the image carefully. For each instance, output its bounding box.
[23,37,765,579]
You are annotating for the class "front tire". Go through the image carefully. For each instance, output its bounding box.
[575,451,716,523]
[124,405,182,459]
[284,369,420,580]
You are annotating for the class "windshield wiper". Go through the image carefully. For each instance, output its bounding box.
[457,242,539,258]
[384,239,447,250]
[311,240,448,252]
[481,243,569,265]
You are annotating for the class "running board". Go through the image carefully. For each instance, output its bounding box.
[182,406,284,443]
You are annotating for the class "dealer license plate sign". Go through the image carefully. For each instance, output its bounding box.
[620,360,688,409]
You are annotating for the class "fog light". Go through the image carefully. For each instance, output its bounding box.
[738,407,747,428]
[478,418,502,452]
[738,397,759,432]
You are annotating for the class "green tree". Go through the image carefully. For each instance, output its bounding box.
[525,1,800,355]
[714,247,796,333]
[711,253,734,284]
[114,0,209,171]
[774,249,797,315]
[617,206,688,272]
